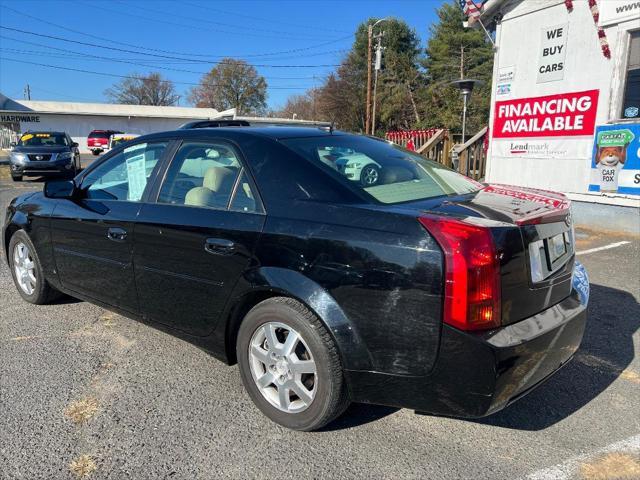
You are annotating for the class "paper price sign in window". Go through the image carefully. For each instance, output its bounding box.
[126,153,147,201]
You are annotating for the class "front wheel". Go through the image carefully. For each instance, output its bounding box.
[237,297,349,431]
[360,164,380,186]
[8,230,62,304]
[11,174,22,182]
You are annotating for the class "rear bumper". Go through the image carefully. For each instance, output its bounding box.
[345,288,587,417]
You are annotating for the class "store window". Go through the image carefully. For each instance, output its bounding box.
[622,31,640,119]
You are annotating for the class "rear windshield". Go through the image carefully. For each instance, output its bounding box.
[18,132,68,147]
[281,135,481,204]
[88,131,111,139]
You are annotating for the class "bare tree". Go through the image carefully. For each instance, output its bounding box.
[188,58,267,115]
[104,73,180,106]
[275,93,316,120]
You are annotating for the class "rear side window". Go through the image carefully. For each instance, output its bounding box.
[83,142,168,201]
[282,136,481,204]
[158,141,243,210]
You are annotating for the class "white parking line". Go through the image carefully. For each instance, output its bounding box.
[526,434,640,480]
[576,241,631,256]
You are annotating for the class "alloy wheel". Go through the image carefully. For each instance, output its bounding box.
[248,322,318,413]
[13,242,36,295]
[361,165,379,185]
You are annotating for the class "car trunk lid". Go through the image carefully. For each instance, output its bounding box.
[388,184,575,327]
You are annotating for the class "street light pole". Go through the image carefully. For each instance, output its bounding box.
[450,79,482,175]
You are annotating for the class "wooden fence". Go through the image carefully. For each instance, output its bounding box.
[385,127,488,180]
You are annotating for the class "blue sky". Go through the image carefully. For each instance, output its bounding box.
[0,0,446,109]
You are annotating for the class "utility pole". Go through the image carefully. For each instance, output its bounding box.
[24,84,31,100]
[365,24,373,135]
[460,46,464,79]
[371,32,384,136]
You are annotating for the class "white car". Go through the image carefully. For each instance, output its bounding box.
[334,153,381,186]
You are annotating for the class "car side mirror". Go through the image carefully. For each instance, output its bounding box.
[44,179,77,199]
[71,142,79,148]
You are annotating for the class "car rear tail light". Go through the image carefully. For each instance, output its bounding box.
[419,216,501,331]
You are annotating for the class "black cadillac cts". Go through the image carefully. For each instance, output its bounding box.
[3,126,589,431]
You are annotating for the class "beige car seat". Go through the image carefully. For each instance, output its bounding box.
[185,166,236,208]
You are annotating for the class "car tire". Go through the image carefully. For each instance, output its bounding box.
[360,164,380,186]
[11,175,23,182]
[237,297,350,431]
[8,230,62,304]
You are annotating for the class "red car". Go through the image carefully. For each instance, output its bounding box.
[87,130,122,156]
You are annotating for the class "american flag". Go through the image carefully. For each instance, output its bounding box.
[460,0,483,25]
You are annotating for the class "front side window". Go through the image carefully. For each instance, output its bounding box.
[19,132,68,147]
[83,142,168,201]
[158,141,243,210]
[622,31,640,119]
[282,135,481,204]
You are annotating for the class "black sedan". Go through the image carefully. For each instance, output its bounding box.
[9,131,81,181]
[2,127,589,431]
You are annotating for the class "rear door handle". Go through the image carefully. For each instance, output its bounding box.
[107,227,127,242]
[204,238,235,255]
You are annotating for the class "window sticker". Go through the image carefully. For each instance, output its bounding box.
[125,146,147,201]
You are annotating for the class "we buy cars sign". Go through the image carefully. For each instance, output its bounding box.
[493,89,599,138]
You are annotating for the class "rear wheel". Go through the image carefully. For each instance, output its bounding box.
[237,297,349,431]
[8,231,62,304]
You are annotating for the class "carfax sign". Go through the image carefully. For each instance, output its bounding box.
[589,123,640,195]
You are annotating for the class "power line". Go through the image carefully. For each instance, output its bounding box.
[76,0,332,42]
[0,4,352,59]
[110,0,331,40]
[0,46,330,80]
[0,26,342,68]
[0,57,310,90]
[180,0,351,34]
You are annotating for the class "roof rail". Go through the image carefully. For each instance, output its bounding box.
[178,119,251,129]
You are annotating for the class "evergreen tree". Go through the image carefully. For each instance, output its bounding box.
[421,0,494,136]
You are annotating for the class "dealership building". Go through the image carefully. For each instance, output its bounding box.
[0,94,325,154]
[477,0,639,232]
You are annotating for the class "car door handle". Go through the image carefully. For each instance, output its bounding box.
[107,227,127,242]
[204,238,235,255]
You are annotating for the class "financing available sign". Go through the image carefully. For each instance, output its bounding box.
[589,123,640,196]
[493,90,599,139]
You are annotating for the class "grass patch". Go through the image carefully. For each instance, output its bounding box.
[64,397,100,424]
[581,453,640,480]
[0,165,11,180]
[69,455,97,478]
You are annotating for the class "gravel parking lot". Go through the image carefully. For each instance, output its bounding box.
[1,176,639,480]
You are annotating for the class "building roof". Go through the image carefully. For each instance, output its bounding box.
[0,93,329,126]
[0,94,228,119]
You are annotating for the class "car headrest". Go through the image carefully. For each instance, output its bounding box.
[185,186,215,207]
[203,166,234,192]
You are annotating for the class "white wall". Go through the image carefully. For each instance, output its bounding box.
[16,114,193,153]
[485,0,639,203]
